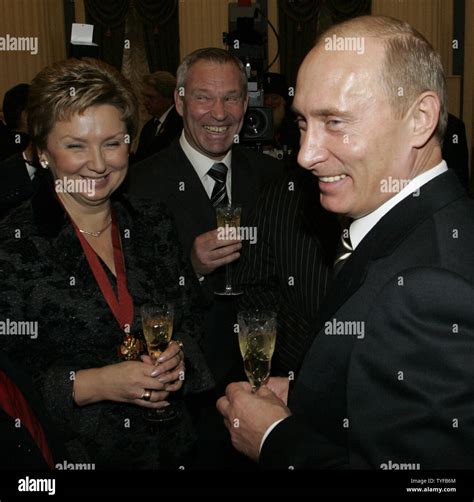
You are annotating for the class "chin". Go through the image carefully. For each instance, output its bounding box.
[76,191,114,206]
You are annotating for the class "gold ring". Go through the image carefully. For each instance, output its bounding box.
[141,389,152,401]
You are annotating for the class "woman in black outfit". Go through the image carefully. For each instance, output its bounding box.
[0,58,213,469]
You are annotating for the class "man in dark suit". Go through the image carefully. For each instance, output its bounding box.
[128,48,282,468]
[129,48,282,386]
[0,83,30,162]
[133,71,182,163]
[217,16,474,470]
[0,152,41,220]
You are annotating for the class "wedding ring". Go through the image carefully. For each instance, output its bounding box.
[141,389,152,401]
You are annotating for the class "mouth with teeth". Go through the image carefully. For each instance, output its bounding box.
[203,125,229,134]
[80,173,110,188]
[319,174,347,183]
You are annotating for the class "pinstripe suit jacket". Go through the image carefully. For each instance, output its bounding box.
[235,168,339,375]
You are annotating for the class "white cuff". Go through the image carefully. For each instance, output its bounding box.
[259,418,286,455]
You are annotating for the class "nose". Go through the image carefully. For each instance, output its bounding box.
[211,98,226,121]
[88,147,107,174]
[297,127,329,172]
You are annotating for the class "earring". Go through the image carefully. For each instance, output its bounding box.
[40,159,49,169]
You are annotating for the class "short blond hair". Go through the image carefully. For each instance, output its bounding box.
[316,16,447,142]
[28,58,139,149]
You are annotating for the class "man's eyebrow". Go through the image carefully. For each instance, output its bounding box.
[291,106,354,119]
[191,88,242,95]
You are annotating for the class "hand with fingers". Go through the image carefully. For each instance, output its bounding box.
[216,381,291,461]
[138,339,185,407]
[190,229,242,276]
[73,340,185,409]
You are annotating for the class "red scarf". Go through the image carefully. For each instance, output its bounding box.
[71,209,134,332]
[0,370,55,468]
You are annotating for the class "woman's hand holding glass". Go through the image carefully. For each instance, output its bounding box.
[73,343,184,408]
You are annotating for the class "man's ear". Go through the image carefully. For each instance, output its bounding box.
[409,91,440,148]
[174,88,184,117]
[243,95,249,114]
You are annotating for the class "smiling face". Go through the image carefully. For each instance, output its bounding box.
[175,60,248,160]
[293,39,413,218]
[39,104,129,208]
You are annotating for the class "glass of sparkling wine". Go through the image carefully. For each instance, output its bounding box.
[141,303,177,422]
[215,203,242,296]
[237,310,277,392]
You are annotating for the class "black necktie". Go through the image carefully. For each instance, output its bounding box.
[208,162,229,207]
[333,225,353,276]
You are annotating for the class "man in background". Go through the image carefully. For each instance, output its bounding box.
[262,72,300,163]
[133,71,182,162]
[0,83,30,161]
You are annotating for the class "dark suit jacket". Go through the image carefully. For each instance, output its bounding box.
[0,352,68,469]
[128,141,282,469]
[235,168,339,376]
[133,106,183,163]
[128,140,283,387]
[261,170,474,469]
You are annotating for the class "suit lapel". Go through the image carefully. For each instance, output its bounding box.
[314,170,466,335]
[165,142,216,234]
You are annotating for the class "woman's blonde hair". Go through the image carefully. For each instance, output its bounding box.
[27,58,139,149]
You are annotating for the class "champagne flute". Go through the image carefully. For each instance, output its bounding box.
[215,203,243,296]
[237,310,277,392]
[141,303,177,422]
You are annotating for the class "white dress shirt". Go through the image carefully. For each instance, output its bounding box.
[179,131,232,202]
[349,161,448,249]
[259,160,448,455]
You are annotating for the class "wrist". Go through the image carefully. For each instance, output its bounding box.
[74,367,104,405]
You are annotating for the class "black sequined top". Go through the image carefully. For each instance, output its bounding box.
[0,177,214,469]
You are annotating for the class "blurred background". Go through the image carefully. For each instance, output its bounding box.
[0,0,472,188]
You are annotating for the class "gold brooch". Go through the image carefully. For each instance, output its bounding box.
[119,334,144,361]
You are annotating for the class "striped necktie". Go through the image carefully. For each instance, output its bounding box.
[333,226,353,276]
[208,162,229,207]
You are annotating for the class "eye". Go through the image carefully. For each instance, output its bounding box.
[195,95,210,101]
[225,96,239,103]
[326,119,343,129]
[66,144,83,149]
[295,117,306,131]
[105,141,121,148]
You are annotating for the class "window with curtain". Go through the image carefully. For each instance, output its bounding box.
[278,0,371,88]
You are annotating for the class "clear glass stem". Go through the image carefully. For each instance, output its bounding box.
[225,263,232,291]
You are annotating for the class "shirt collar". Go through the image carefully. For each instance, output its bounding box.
[179,130,232,181]
[157,105,174,124]
[350,160,448,249]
